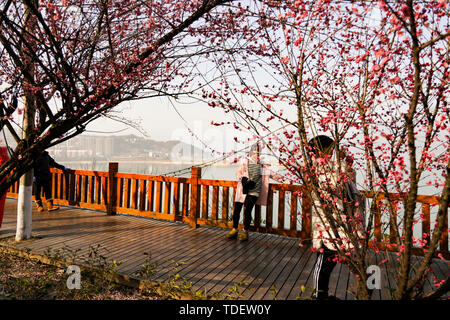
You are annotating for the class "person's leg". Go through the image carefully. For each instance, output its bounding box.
[243,195,257,231]
[313,247,338,299]
[34,181,44,212]
[239,195,257,241]
[43,180,59,211]
[232,202,244,229]
[227,202,243,239]
[42,181,52,200]
[35,181,42,202]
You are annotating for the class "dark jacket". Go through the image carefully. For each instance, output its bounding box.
[33,151,65,183]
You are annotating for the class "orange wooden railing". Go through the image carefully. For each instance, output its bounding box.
[365,191,449,259]
[6,163,449,259]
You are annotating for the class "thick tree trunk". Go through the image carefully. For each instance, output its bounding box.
[16,0,37,241]
[16,95,36,241]
[355,278,371,300]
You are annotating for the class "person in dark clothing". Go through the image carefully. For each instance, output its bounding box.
[33,151,67,212]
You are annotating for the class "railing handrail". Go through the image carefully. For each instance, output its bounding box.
[6,163,449,259]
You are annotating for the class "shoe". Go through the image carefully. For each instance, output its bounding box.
[45,199,60,211]
[35,200,44,212]
[226,229,238,239]
[238,231,249,241]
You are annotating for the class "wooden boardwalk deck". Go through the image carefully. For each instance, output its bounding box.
[1,198,449,300]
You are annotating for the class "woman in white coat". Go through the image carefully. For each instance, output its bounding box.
[226,143,284,241]
[307,135,365,300]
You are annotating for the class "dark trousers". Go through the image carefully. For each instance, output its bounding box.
[35,180,52,201]
[313,246,338,299]
[232,195,258,230]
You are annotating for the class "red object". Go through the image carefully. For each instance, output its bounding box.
[0,146,9,228]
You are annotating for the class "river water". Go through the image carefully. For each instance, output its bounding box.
[59,160,239,179]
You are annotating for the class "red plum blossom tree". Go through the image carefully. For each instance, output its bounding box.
[200,0,449,299]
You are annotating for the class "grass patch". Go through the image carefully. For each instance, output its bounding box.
[0,244,158,300]
[0,242,252,300]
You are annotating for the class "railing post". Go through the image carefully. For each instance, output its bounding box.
[189,167,201,228]
[107,162,118,216]
[68,170,76,205]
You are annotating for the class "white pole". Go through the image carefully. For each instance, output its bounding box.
[16,173,33,241]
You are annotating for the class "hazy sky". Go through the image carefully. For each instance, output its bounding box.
[86,96,250,154]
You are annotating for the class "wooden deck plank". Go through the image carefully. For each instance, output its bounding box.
[1,198,449,300]
[328,262,342,297]
[125,228,237,280]
[200,234,287,297]
[417,256,449,296]
[177,233,270,288]
[261,246,308,300]
[168,233,263,286]
[411,255,433,296]
[8,212,109,250]
[376,252,392,300]
[23,216,141,253]
[181,232,268,287]
[118,224,227,276]
[387,252,401,298]
[273,247,313,300]
[246,238,299,300]
[124,226,255,279]
[13,211,151,253]
[380,252,398,300]
[431,258,450,298]
[238,238,295,299]
[1,204,117,255]
[431,257,449,281]
[91,222,187,268]
[118,227,216,270]
[369,252,382,300]
[106,221,214,271]
[52,217,170,258]
[147,228,251,280]
[336,263,351,300]
[18,218,172,266]
[326,252,341,297]
[3,200,186,265]
[287,249,318,299]
[345,272,357,300]
[203,236,284,296]
[151,228,229,266]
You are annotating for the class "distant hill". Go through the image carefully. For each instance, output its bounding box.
[111,134,180,155]
[45,133,208,161]
[0,130,210,161]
